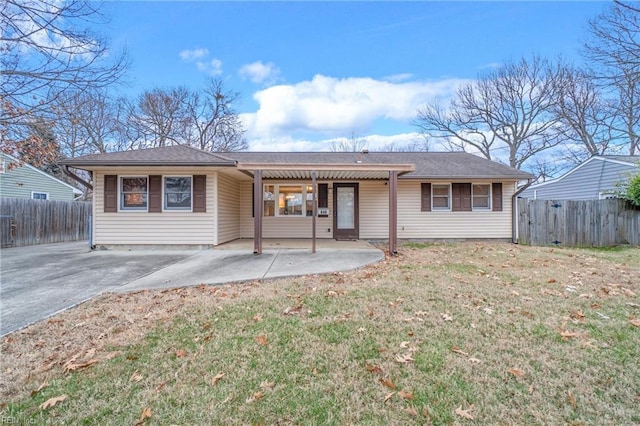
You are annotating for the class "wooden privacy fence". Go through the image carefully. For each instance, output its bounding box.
[0,198,91,248]
[518,198,640,247]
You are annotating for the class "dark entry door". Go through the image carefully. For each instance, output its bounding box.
[333,183,359,240]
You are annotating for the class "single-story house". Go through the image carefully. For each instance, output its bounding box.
[61,145,534,253]
[519,155,639,200]
[0,153,82,201]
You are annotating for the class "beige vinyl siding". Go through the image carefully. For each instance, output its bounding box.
[359,180,389,239]
[93,168,216,246]
[397,180,515,239]
[239,181,334,239]
[217,172,241,244]
[0,154,79,200]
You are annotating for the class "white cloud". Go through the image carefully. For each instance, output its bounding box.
[196,58,223,76]
[179,48,209,61]
[245,132,449,153]
[179,47,222,75]
[239,61,281,85]
[383,73,414,83]
[242,74,468,139]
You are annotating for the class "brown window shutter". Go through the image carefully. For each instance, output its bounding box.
[421,183,431,211]
[193,175,206,212]
[318,183,329,208]
[492,182,503,211]
[104,175,117,213]
[148,175,162,213]
[452,183,471,212]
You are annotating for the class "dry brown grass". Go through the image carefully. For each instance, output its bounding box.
[1,242,639,424]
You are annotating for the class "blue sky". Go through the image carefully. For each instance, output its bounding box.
[103,1,608,152]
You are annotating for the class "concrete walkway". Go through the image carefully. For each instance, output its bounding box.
[0,240,383,335]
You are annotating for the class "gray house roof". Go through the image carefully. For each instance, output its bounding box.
[62,145,235,167]
[63,146,533,180]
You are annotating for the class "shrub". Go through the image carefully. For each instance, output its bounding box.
[625,173,640,206]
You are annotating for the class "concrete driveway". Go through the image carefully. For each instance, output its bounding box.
[0,241,383,336]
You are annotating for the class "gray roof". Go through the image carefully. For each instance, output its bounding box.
[224,151,534,179]
[62,145,235,167]
[62,146,533,180]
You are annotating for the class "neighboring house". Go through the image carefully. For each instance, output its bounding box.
[61,145,534,252]
[0,153,82,201]
[519,155,640,200]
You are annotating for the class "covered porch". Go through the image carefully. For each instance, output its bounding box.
[236,161,415,256]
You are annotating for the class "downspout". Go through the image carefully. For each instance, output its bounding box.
[512,178,534,244]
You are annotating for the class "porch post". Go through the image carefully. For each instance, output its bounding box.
[311,171,317,253]
[253,169,263,255]
[389,170,398,255]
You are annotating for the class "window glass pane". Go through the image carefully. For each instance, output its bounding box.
[121,177,147,209]
[432,184,450,209]
[165,177,192,209]
[306,185,314,216]
[278,185,303,215]
[264,185,275,216]
[473,184,490,209]
[337,187,355,228]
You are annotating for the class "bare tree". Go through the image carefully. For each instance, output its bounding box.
[552,65,615,160]
[1,0,127,162]
[414,55,563,169]
[53,89,122,157]
[184,79,247,152]
[124,87,192,149]
[330,132,367,152]
[583,1,640,155]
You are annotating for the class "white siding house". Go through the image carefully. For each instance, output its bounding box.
[62,146,534,250]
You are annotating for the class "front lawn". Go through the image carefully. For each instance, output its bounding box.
[1,242,639,424]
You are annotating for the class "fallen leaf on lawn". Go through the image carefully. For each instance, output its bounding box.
[547,278,557,283]
[379,377,396,389]
[454,404,475,420]
[415,310,428,317]
[404,407,418,417]
[559,331,579,339]
[130,371,143,383]
[211,372,224,386]
[395,353,414,364]
[175,349,187,358]
[383,392,395,403]
[622,288,636,297]
[326,290,338,297]
[399,341,411,349]
[246,391,264,403]
[629,318,640,327]
[366,363,382,374]
[30,382,49,397]
[256,335,269,346]
[568,391,577,410]
[282,305,302,315]
[398,390,415,400]
[39,394,68,410]
[252,314,263,322]
[441,312,453,321]
[134,407,152,426]
[64,359,97,373]
[260,380,275,389]
[451,345,469,356]
[469,357,483,364]
[507,368,525,378]
[570,310,585,321]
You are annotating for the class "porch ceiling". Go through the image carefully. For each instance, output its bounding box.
[236,162,415,180]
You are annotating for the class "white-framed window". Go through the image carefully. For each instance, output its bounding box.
[472,184,491,210]
[120,176,148,210]
[432,184,451,210]
[264,184,315,217]
[31,191,49,200]
[164,176,192,210]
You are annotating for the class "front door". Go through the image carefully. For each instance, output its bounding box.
[333,183,359,240]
